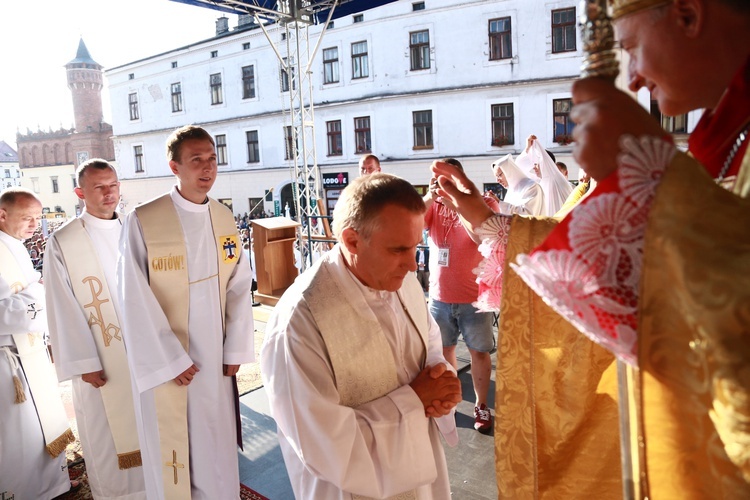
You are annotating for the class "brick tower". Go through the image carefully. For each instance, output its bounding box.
[66,38,104,133]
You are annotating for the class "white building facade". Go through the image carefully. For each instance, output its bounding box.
[107,0,697,216]
[0,141,22,193]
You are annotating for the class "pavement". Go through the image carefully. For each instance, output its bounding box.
[238,303,497,499]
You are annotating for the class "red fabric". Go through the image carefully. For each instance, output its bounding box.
[688,56,750,177]
[514,59,750,364]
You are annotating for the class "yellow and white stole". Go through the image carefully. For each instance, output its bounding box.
[53,218,142,469]
[135,194,239,499]
[0,240,74,458]
[304,254,428,500]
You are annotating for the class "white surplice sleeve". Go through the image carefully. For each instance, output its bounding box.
[221,249,255,365]
[423,311,459,446]
[261,299,441,498]
[0,275,47,343]
[43,234,101,381]
[117,211,193,393]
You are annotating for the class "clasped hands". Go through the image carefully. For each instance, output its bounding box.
[410,363,462,418]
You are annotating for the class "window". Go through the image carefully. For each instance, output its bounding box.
[243,42,251,50]
[553,98,575,143]
[280,57,296,92]
[410,31,430,71]
[326,120,342,156]
[171,61,178,68]
[412,110,433,148]
[323,47,339,84]
[134,145,144,173]
[353,14,363,23]
[210,73,223,105]
[650,99,688,134]
[491,103,515,146]
[171,83,183,112]
[218,198,233,212]
[215,135,228,165]
[413,2,425,11]
[211,50,218,58]
[51,176,59,193]
[284,126,297,160]
[354,116,371,153]
[71,174,77,188]
[552,8,576,53]
[31,178,39,193]
[489,17,512,60]
[248,197,263,218]
[128,93,139,120]
[128,73,134,80]
[352,41,369,79]
[3,169,9,178]
[242,65,256,99]
[246,131,260,163]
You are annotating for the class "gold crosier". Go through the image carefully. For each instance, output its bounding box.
[579,2,646,499]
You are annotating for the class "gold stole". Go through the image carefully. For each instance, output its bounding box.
[53,218,142,469]
[495,216,622,499]
[637,148,750,498]
[135,194,239,499]
[0,241,74,458]
[305,258,428,500]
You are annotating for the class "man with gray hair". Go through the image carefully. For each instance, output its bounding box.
[261,172,460,499]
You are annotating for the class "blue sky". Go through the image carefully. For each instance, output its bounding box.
[0,0,233,147]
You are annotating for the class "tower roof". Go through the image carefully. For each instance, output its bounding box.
[66,38,102,69]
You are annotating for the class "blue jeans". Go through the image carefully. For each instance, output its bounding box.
[429,299,495,353]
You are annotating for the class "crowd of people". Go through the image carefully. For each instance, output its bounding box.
[1,0,748,498]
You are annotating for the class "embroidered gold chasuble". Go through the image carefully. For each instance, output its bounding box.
[495,216,622,499]
[634,149,750,498]
[493,147,750,499]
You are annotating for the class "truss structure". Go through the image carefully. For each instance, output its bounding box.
[172,0,340,269]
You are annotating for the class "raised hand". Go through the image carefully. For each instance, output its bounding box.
[430,161,494,234]
[571,78,666,181]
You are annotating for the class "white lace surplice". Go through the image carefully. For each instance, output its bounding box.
[474,136,676,366]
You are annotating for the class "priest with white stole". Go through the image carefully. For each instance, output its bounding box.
[44,159,146,499]
[261,173,461,499]
[118,125,255,500]
[0,188,75,499]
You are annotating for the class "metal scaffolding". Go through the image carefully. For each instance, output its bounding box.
[172,0,339,270]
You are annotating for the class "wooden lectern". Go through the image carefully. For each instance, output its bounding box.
[251,217,300,306]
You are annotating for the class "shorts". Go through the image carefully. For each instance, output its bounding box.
[429,299,495,353]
